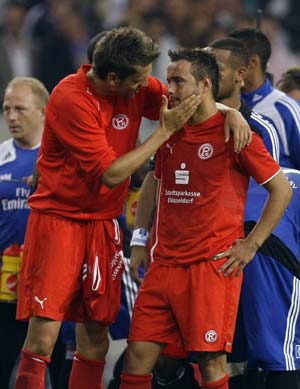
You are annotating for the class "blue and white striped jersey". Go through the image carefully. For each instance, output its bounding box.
[0,138,39,252]
[238,169,300,370]
[242,79,300,169]
[240,101,281,162]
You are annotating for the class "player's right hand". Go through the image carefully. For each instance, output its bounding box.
[130,245,150,284]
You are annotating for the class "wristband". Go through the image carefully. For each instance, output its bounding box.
[130,228,150,247]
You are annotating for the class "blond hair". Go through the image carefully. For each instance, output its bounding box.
[6,77,49,108]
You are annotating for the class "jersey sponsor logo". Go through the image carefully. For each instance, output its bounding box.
[111,249,124,280]
[198,143,213,160]
[175,163,189,184]
[288,179,298,189]
[1,198,30,211]
[0,173,12,181]
[34,296,47,309]
[205,330,218,343]
[296,345,300,359]
[112,114,129,130]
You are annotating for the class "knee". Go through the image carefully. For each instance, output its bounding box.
[76,330,109,360]
[23,317,61,358]
[24,332,56,357]
[124,341,162,375]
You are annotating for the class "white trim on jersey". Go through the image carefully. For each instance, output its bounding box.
[282,168,300,175]
[150,179,162,263]
[113,218,121,244]
[278,96,300,134]
[250,111,280,162]
[283,277,300,370]
[278,96,300,155]
[122,257,138,318]
[259,168,281,186]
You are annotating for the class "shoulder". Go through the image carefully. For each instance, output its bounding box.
[49,76,98,113]
[0,138,15,166]
[0,138,14,150]
[276,92,300,114]
[143,76,165,95]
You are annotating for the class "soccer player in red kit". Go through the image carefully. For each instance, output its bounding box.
[120,49,292,389]
[15,27,204,389]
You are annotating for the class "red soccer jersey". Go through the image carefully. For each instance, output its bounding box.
[152,111,280,265]
[30,65,165,220]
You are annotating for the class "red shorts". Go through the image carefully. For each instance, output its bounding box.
[128,260,242,353]
[17,211,124,324]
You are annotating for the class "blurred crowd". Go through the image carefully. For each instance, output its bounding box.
[0,0,300,104]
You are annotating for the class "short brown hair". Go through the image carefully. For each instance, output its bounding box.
[93,26,160,80]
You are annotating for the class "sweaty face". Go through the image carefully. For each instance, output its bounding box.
[3,84,44,146]
[209,48,237,101]
[117,64,152,100]
[167,60,200,107]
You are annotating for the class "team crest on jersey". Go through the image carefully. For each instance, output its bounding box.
[112,114,129,130]
[205,330,218,343]
[296,345,300,358]
[198,143,213,160]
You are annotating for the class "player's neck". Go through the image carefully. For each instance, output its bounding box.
[14,132,42,149]
[86,69,111,96]
[188,100,218,125]
[219,94,241,111]
[243,72,266,93]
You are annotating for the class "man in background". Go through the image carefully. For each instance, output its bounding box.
[277,67,300,101]
[0,76,48,388]
[229,27,300,169]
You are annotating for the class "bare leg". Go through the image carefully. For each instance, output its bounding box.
[68,322,109,389]
[124,341,164,375]
[196,351,227,382]
[23,316,62,357]
[75,322,109,359]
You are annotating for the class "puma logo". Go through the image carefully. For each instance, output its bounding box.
[34,296,47,309]
[166,143,176,154]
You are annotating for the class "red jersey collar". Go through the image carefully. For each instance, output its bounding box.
[77,64,100,98]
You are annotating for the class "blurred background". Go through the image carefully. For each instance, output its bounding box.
[0,0,300,140]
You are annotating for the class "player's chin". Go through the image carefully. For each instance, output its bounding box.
[170,100,180,108]
[125,91,137,100]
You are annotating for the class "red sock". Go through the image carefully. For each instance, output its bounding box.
[201,374,229,389]
[69,352,105,389]
[120,372,153,388]
[16,348,50,389]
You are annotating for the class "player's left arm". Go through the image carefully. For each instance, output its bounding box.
[217,170,292,276]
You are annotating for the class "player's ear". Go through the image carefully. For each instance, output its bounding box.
[107,72,120,86]
[200,77,211,93]
[236,66,248,83]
